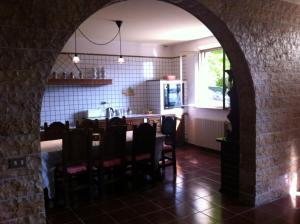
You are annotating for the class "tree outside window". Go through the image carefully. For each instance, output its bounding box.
[198,48,230,109]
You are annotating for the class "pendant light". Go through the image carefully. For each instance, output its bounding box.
[116,20,125,64]
[72,30,80,63]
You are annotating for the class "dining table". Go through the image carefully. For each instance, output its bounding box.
[40,130,165,199]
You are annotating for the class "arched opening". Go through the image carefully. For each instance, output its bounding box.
[1,0,272,223]
[40,0,255,208]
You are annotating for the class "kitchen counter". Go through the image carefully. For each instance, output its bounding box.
[87,113,166,120]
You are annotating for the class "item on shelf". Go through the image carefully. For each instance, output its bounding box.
[100,67,105,79]
[70,72,75,79]
[127,108,132,115]
[79,72,83,79]
[163,75,176,80]
[52,72,57,79]
[63,72,67,79]
[93,67,98,79]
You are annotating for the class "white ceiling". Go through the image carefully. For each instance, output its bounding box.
[78,0,213,45]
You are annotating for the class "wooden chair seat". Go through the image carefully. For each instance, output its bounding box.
[126,153,152,162]
[66,164,87,174]
[103,158,122,168]
[162,144,173,152]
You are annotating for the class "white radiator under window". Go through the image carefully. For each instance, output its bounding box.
[192,118,225,151]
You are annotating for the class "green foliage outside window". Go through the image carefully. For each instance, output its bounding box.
[207,49,230,87]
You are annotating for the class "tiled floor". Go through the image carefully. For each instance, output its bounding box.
[46,145,300,224]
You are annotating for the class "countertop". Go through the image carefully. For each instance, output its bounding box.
[87,113,164,120]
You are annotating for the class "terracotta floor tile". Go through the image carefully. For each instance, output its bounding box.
[151,196,183,208]
[119,194,146,206]
[131,201,162,215]
[183,211,219,224]
[239,207,278,223]
[48,210,79,224]
[166,202,199,218]
[94,199,127,212]
[201,206,236,221]
[108,207,140,223]
[122,216,152,224]
[72,204,103,219]
[82,214,117,224]
[45,146,300,224]
[187,198,215,212]
[223,215,254,224]
[273,209,300,224]
[144,210,177,224]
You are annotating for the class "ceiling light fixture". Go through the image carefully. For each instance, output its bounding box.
[74,20,125,64]
[72,30,80,63]
[116,20,125,64]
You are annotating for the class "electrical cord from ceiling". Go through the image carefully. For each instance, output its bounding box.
[78,20,121,46]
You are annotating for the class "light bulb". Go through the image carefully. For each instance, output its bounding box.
[73,54,80,63]
[118,56,125,64]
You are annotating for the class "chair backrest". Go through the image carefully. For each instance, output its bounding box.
[161,116,176,136]
[105,116,126,128]
[41,121,69,141]
[101,123,127,160]
[62,128,92,167]
[76,119,99,131]
[132,123,157,159]
[161,116,177,146]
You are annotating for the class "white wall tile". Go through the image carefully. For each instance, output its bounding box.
[41,54,180,125]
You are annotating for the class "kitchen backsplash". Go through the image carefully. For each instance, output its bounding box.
[41,53,180,126]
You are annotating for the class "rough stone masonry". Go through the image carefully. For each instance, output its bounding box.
[0,0,300,223]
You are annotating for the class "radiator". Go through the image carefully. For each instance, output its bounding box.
[193,118,225,151]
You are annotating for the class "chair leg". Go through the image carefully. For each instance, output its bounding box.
[172,148,177,175]
[161,151,166,174]
[64,175,71,207]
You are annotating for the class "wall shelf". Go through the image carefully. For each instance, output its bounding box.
[47,79,112,86]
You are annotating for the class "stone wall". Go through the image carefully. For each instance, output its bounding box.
[196,0,300,204]
[0,0,300,222]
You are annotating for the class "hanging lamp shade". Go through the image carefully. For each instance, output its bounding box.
[72,30,80,63]
[116,20,125,64]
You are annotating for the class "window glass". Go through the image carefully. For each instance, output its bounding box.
[198,49,230,108]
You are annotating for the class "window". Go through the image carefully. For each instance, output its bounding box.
[197,48,230,109]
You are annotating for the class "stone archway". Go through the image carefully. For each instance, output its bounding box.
[0,0,259,223]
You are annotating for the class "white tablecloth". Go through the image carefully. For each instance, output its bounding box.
[40,131,165,199]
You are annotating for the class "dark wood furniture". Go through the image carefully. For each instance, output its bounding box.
[160,116,177,174]
[41,121,69,141]
[76,119,102,142]
[60,128,93,207]
[131,123,157,180]
[97,117,127,190]
[105,116,127,127]
[218,69,240,197]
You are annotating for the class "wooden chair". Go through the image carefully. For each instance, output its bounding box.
[41,121,69,141]
[105,116,126,127]
[131,122,157,180]
[76,118,102,142]
[76,119,99,130]
[97,117,127,190]
[160,116,177,174]
[60,128,93,207]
